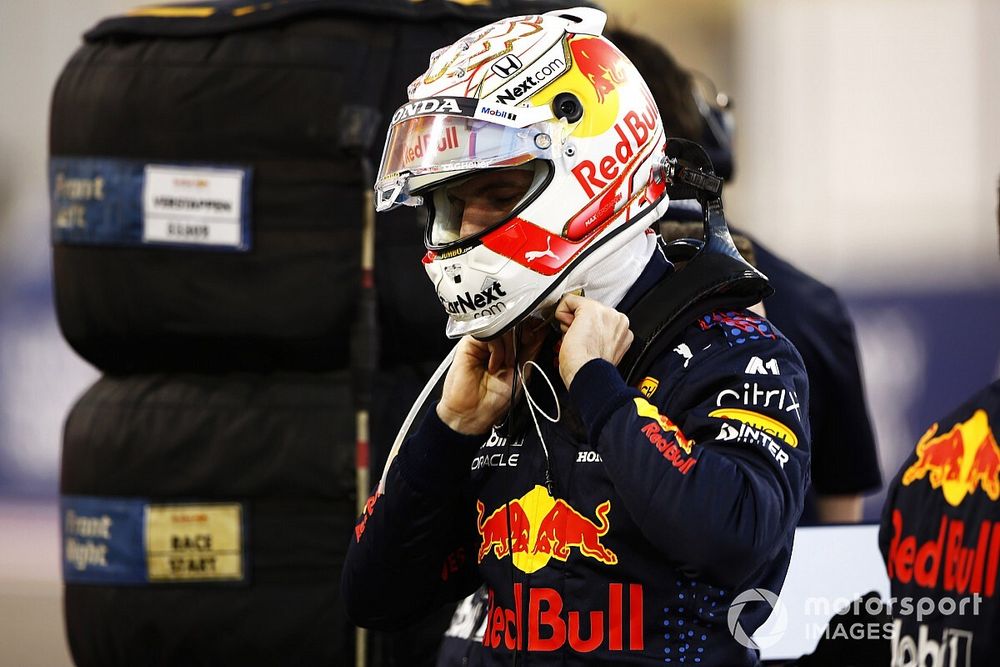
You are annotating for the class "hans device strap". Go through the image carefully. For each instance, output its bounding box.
[618,139,772,384]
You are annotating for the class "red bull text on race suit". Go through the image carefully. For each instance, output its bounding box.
[888,410,1000,597]
[886,509,1000,597]
[482,582,644,652]
[477,487,638,653]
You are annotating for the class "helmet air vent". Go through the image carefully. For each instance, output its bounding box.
[553,93,583,123]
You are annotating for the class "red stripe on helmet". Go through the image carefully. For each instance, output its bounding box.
[481,218,576,276]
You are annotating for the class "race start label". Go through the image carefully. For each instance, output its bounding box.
[146,504,244,582]
[61,496,246,585]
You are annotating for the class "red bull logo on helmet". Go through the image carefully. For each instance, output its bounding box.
[902,410,1000,507]
[529,34,636,140]
[476,486,617,573]
[569,36,627,104]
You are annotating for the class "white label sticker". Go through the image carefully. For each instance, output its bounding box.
[142,165,245,248]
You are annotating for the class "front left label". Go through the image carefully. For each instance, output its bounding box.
[49,156,252,252]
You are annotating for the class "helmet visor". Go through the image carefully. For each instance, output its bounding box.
[427,162,550,247]
[375,112,559,212]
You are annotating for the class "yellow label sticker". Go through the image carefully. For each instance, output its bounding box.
[708,408,798,448]
[127,6,216,18]
[638,377,660,398]
[146,503,243,582]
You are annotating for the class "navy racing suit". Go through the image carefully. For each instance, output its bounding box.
[343,253,811,665]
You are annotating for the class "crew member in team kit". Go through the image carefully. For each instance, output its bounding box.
[879,183,1000,667]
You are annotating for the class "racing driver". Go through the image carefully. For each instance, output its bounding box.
[343,8,811,665]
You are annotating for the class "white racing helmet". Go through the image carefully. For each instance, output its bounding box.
[374,7,671,339]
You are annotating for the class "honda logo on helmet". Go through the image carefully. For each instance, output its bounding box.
[493,57,567,105]
[491,54,523,78]
[391,98,468,124]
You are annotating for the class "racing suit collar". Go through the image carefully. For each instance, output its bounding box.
[615,244,674,314]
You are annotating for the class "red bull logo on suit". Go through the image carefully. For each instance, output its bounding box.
[902,410,1000,507]
[476,486,617,573]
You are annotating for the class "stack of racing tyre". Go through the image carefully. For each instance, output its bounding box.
[49,1,593,665]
